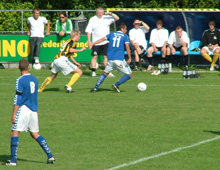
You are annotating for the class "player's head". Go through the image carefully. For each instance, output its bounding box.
[33,7,40,19]
[96,7,104,18]
[208,19,215,30]
[71,30,81,41]
[156,17,163,29]
[117,23,127,33]
[19,59,29,72]
[133,19,141,29]
[175,25,183,37]
[59,11,67,23]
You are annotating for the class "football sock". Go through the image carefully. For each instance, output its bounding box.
[211,53,219,66]
[38,77,52,92]
[115,74,131,87]
[184,55,189,66]
[94,73,107,89]
[91,68,96,72]
[165,55,170,63]
[202,53,212,63]
[135,62,139,67]
[67,73,80,87]
[36,136,53,158]
[147,57,153,65]
[11,137,19,163]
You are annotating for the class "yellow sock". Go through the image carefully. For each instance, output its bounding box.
[38,77,52,92]
[211,53,219,66]
[202,53,212,63]
[67,73,80,87]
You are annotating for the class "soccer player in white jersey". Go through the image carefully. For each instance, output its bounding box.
[129,19,150,71]
[27,7,50,66]
[147,18,169,65]
[4,59,55,166]
[90,23,132,93]
[85,7,119,77]
[166,26,190,67]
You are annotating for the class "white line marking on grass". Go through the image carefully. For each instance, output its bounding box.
[106,136,220,170]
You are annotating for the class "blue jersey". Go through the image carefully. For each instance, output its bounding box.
[14,74,38,112]
[106,31,129,61]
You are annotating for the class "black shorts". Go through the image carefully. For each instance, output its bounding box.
[173,46,183,51]
[91,44,109,56]
[132,45,145,55]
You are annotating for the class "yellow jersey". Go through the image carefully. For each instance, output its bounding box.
[54,39,77,59]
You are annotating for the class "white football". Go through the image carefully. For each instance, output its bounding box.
[90,63,99,69]
[137,82,147,91]
[33,63,42,70]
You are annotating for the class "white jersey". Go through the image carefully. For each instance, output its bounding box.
[27,16,48,38]
[168,30,189,48]
[85,15,115,45]
[129,26,148,49]
[149,27,169,47]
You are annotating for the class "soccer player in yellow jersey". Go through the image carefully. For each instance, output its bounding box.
[38,30,86,93]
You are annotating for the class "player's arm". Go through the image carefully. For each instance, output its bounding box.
[69,55,81,68]
[69,47,86,53]
[46,21,50,36]
[125,43,131,64]
[105,12,119,21]
[140,21,150,31]
[12,105,19,124]
[27,23,30,36]
[89,37,107,49]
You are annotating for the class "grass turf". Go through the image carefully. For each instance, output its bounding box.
[0,68,220,170]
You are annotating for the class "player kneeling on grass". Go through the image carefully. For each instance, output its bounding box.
[4,59,55,166]
[90,23,132,93]
[38,30,86,93]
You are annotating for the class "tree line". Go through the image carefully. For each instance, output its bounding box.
[0,0,219,32]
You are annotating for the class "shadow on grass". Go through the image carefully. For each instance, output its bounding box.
[203,130,220,135]
[0,155,43,164]
[42,88,60,92]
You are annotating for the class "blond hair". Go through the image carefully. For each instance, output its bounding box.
[70,30,80,38]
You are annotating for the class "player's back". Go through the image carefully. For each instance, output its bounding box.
[106,31,129,61]
[15,74,38,112]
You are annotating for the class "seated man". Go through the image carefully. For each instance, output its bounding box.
[147,18,169,68]
[166,26,189,67]
[201,20,220,71]
[129,19,150,71]
[56,11,73,36]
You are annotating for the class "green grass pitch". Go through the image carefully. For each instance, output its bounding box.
[0,68,220,170]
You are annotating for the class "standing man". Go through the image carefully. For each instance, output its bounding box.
[166,26,189,67]
[129,19,150,71]
[27,7,50,66]
[85,7,119,77]
[201,20,220,71]
[38,30,86,93]
[56,11,73,36]
[147,18,169,64]
[4,59,55,166]
[90,23,132,93]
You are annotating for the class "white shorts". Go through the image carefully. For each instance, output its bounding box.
[202,46,220,55]
[11,105,39,132]
[104,60,132,75]
[51,56,77,75]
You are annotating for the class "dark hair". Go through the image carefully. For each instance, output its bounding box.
[33,7,40,13]
[19,59,29,71]
[117,23,127,31]
[156,17,163,23]
[60,11,67,17]
[209,19,215,25]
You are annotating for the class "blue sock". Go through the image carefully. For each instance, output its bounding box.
[11,137,19,163]
[94,73,107,90]
[36,136,53,158]
[115,74,131,87]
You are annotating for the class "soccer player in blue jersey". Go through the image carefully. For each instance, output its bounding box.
[4,59,55,166]
[90,23,132,93]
